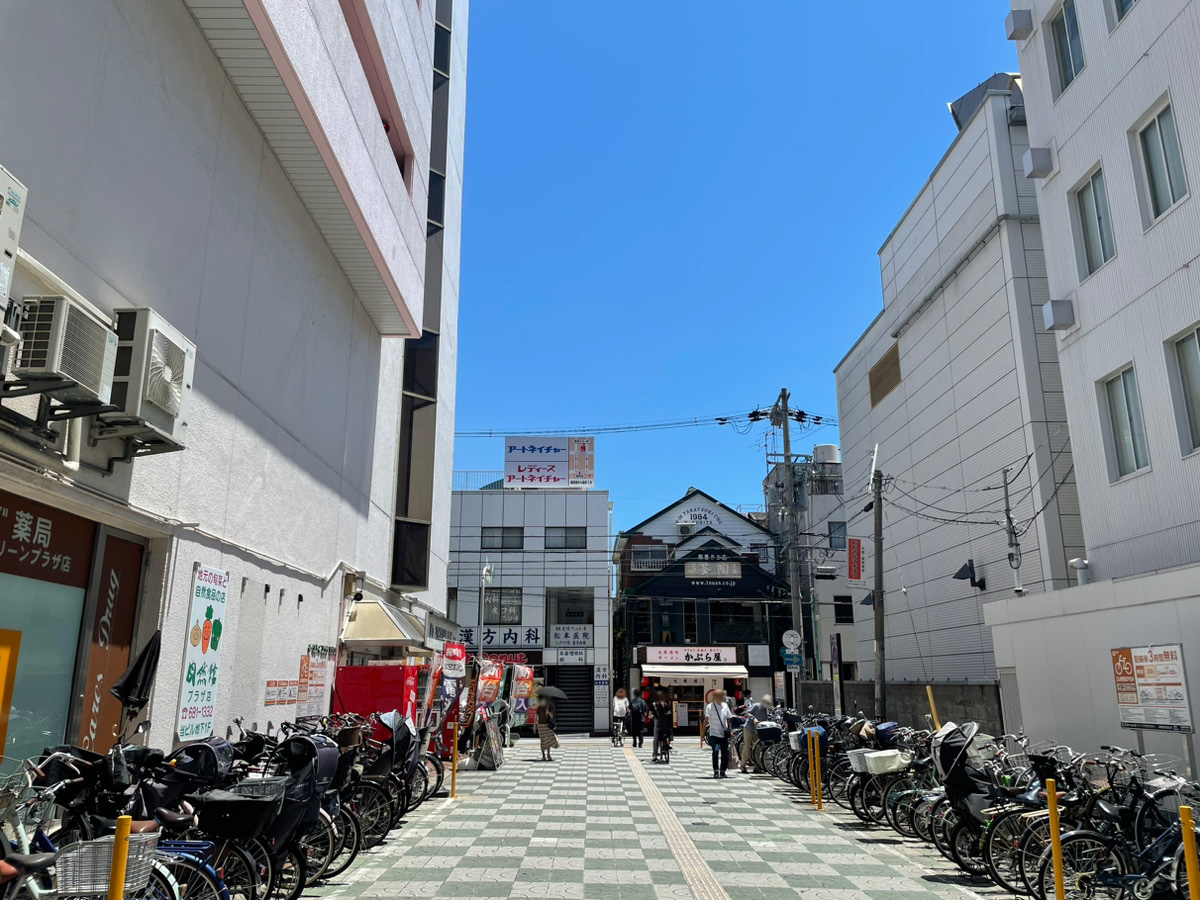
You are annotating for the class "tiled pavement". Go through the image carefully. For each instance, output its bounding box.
[312,739,1007,900]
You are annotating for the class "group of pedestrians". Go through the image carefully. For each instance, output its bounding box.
[611,688,675,761]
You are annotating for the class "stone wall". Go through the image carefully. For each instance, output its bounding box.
[796,681,1004,735]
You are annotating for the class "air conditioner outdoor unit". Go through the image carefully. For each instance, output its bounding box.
[677,521,694,537]
[14,295,118,404]
[100,307,195,447]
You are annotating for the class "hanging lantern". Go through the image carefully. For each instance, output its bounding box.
[641,676,650,688]
[735,690,743,701]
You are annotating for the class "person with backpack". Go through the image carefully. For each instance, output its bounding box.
[629,691,648,749]
[650,690,673,763]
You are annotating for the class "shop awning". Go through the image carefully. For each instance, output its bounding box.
[341,600,427,649]
[641,663,749,680]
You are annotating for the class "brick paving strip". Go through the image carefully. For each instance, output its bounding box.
[623,745,730,900]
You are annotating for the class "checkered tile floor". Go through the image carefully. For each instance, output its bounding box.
[311,739,1006,900]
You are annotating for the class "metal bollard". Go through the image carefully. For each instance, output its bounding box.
[1046,779,1065,900]
[107,815,131,900]
[807,730,816,806]
[1182,805,1200,900]
[815,733,823,811]
[451,722,460,799]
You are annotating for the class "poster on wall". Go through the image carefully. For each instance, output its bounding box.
[297,646,334,719]
[1112,644,1194,733]
[773,671,786,706]
[594,664,610,707]
[846,538,867,589]
[176,563,230,741]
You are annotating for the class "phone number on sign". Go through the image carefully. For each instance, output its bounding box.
[180,705,214,720]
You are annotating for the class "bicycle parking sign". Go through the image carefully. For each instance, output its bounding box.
[1111,644,1194,733]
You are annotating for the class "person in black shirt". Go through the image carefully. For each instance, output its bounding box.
[629,691,648,748]
[650,690,673,763]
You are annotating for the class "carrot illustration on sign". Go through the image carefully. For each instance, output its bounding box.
[202,607,213,653]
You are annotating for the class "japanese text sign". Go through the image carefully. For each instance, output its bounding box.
[550,624,593,648]
[1112,644,1193,733]
[505,436,569,487]
[176,563,230,741]
[847,538,866,588]
[0,489,95,589]
[444,642,467,679]
[458,625,542,649]
[646,646,736,664]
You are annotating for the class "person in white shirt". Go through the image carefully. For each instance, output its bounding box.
[702,689,734,778]
[740,694,774,774]
[612,688,630,744]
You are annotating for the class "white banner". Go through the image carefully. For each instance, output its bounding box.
[646,646,736,664]
[444,641,467,679]
[550,624,593,648]
[594,664,610,706]
[177,563,230,741]
[505,437,570,488]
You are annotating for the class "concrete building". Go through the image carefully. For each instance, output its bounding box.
[762,444,860,683]
[448,482,613,734]
[0,0,467,761]
[986,1,1200,756]
[834,75,1081,691]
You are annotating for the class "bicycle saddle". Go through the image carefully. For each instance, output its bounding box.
[3,852,58,875]
[89,815,161,835]
[155,807,195,832]
[1093,798,1123,821]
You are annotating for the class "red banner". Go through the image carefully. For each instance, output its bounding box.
[77,535,144,750]
[477,659,503,705]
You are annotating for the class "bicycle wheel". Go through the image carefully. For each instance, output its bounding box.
[1175,825,1200,898]
[131,861,182,900]
[408,766,429,811]
[930,802,960,862]
[352,780,393,849]
[269,844,307,900]
[788,753,808,790]
[828,762,855,810]
[323,807,362,881]
[949,819,988,877]
[762,743,783,778]
[1135,786,1182,847]
[297,812,336,885]
[217,844,261,900]
[983,808,1031,894]
[911,794,938,844]
[423,753,445,797]
[245,838,274,900]
[1035,832,1125,900]
[1017,816,1054,895]
[860,775,887,824]
[157,853,224,900]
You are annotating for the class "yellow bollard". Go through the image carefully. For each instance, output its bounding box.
[1046,779,1065,900]
[926,685,942,730]
[807,730,816,806]
[815,734,824,811]
[107,815,131,900]
[451,722,459,799]
[1182,806,1200,900]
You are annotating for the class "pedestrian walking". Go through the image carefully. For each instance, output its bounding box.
[612,688,630,745]
[740,693,773,773]
[702,689,734,778]
[536,697,559,761]
[629,691,648,748]
[650,690,673,763]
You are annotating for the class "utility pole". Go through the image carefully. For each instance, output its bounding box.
[872,467,886,719]
[776,388,806,708]
[1002,468,1024,593]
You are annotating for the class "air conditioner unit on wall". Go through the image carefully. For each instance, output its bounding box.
[99,307,195,447]
[14,295,118,404]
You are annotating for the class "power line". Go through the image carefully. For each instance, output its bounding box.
[887,481,1005,518]
[885,498,1004,527]
[1017,463,1075,536]
[456,409,838,438]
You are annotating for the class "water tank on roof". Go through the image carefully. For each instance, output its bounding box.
[813,445,841,465]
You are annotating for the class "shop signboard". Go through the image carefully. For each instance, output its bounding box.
[773,671,786,704]
[504,437,570,488]
[558,648,586,665]
[747,644,770,667]
[477,658,504,706]
[646,646,736,664]
[297,646,334,719]
[177,563,230,741]
[594,664,610,707]
[550,624,593,648]
[77,533,144,751]
[847,538,866,589]
[444,642,467,679]
[1112,645,1194,733]
[457,625,542,650]
[830,633,844,717]
[568,437,595,488]
[483,651,542,665]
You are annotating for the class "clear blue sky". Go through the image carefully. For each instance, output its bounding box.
[453,2,1018,533]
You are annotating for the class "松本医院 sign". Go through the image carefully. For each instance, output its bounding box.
[1112,644,1193,734]
[504,436,594,488]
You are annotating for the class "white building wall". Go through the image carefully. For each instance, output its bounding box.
[836,88,1078,684]
[1014,0,1200,580]
[0,0,455,748]
[449,489,613,731]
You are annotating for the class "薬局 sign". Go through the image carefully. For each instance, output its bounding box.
[550,624,593,648]
[444,641,467,679]
[1112,644,1194,734]
[846,538,866,589]
[177,563,230,741]
[646,646,736,664]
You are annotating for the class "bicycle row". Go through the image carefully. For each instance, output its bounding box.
[0,710,447,900]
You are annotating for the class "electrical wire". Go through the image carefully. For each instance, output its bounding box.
[1017,463,1075,536]
[885,498,1004,527]
[887,481,1005,518]
[456,409,838,438]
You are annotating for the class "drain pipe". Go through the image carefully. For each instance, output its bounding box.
[64,419,82,472]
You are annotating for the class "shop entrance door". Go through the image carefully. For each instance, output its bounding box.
[544,665,593,733]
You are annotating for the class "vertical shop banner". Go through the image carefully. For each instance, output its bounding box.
[846,538,866,589]
[459,670,477,728]
[444,642,467,679]
[176,563,230,741]
[511,664,534,722]
[477,658,503,706]
[78,535,144,750]
[401,665,421,719]
[773,671,786,706]
[594,664,610,707]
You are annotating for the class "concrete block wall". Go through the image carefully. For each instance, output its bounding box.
[797,680,1004,736]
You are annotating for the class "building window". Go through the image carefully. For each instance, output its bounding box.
[1104,368,1150,477]
[481,526,523,550]
[545,526,586,550]
[683,600,698,644]
[834,596,854,625]
[869,343,902,407]
[1050,1,1085,94]
[484,587,522,625]
[630,545,669,572]
[1140,105,1188,220]
[1076,169,1116,275]
[828,521,847,551]
[1116,0,1138,21]
[548,587,594,626]
[391,520,430,588]
[1173,329,1200,452]
[447,587,458,622]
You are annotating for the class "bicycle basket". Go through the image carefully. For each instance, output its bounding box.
[847,748,872,774]
[228,775,288,800]
[196,789,282,840]
[53,833,158,895]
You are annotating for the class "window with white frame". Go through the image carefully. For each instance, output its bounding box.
[1173,328,1200,452]
[630,544,669,571]
[481,526,523,550]
[1115,0,1138,22]
[1050,1,1085,94]
[828,521,847,551]
[1104,368,1150,478]
[483,587,522,625]
[1076,169,1116,275]
[1139,105,1188,220]
[545,526,586,549]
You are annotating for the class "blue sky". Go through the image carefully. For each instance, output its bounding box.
[453,2,1018,533]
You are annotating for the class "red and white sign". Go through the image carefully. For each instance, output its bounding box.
[1113,644,1193,733]
[846,538,866,588]
[646,646,736,664]
[444,642,467,679]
